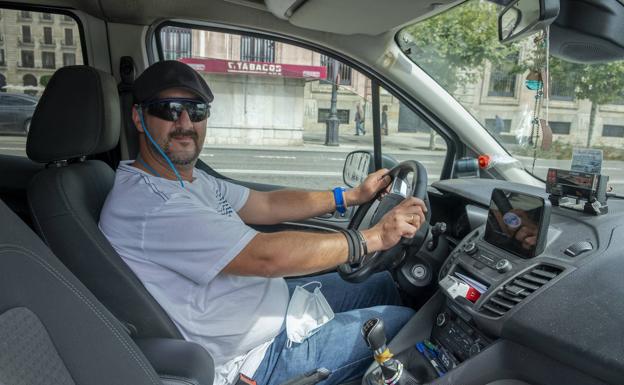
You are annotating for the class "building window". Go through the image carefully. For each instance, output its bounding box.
[43,27,53,45]
[160,26,192,60]
[485,118,512,133]
[240,36,275,63]
[21,50,34,68]
[20,11,31,19]
[42,52,55,69]
[63,53,76,66]
[487,54,518,97]
[0,74,6,92]
[22,25,32,43]
[64,28,74,45]
[41,12,53,20]
[602,124,624,138]
[317,108,350,124]
[63,15,74,22]
[23,74,37,96]
[549,121,571,135]
[0,49,5,66]
[320,55,352,86]
[550,81,575,101]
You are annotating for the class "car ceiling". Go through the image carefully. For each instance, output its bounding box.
[9,0,458,35]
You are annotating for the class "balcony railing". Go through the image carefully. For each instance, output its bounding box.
[39,14,54,22]
[550,82,575,101]
[487,72,517,97]
[40,39,57,48]
[61,39,76,48]
[18,37,35,46]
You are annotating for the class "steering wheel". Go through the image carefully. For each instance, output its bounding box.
[338,160,431,283]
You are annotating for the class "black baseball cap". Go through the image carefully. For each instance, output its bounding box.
[133,60,214,104]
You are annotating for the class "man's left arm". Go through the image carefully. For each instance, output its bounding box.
[238,169,391,225]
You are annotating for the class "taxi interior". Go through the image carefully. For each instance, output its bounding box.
[0,0,624,385]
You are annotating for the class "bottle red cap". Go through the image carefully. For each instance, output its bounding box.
[478,155,490,169]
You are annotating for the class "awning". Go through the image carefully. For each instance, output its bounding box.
[179,57,327,80]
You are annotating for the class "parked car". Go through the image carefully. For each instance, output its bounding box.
[0,93,37,135]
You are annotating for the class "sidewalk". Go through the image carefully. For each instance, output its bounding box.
[204,130,447,156]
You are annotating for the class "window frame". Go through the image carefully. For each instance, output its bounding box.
[152,21,459,182]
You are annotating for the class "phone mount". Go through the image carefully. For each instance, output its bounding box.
[546,168,609,215]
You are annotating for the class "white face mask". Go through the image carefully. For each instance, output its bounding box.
[286,281,335,347]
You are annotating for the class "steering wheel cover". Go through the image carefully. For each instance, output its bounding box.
[338,161,431,283]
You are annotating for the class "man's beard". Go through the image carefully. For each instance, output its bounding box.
[159,128,201,166]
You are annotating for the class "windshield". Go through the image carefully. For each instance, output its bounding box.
[398,0,624,192]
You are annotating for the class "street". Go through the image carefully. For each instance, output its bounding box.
[1,133,623,192]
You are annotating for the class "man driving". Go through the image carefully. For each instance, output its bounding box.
[99,61,427,385]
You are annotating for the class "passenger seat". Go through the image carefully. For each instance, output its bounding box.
[0,197,163,385]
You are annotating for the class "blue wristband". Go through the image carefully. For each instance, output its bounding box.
[333,187,347,215]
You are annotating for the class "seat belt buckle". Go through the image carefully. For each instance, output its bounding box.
[236,373,257,385]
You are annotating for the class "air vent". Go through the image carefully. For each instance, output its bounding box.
[481,265,563,317]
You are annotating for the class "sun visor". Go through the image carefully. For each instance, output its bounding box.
[266,0,457,35]
[550,0,624,63]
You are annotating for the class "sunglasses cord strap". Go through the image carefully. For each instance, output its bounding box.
[137,107,185,188]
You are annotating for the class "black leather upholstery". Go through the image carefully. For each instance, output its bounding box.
[26,66,120,163]
[28,161,182,339]
[26,65,182,340]
[0,199,162,385]
[136,338,215,385]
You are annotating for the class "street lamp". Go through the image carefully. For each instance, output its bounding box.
[325,58,340,146]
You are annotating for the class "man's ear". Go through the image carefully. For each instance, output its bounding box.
[132,105,144,133]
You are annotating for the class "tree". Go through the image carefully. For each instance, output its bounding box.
[399,0,521,148]
[548,58,624,147]
[39,75,53,87]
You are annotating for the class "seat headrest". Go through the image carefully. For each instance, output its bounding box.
[27,66,120,163]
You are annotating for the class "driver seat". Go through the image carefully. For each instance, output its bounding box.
[26,65,182,340]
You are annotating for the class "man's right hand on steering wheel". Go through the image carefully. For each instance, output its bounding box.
[362,197,428,252]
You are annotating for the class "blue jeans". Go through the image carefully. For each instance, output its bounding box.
[355,121,366,135]
[253,272,414,385]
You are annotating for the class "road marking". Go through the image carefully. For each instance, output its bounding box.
[216,169,341,176]
[200,153,214,157]
[0,147,24,151]
[253,155,296,160]
[329,157,345,161]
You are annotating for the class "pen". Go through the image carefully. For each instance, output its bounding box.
[416,342,446,376]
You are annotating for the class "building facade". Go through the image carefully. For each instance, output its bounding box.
[0,9,83,96]
[162,26,624,148]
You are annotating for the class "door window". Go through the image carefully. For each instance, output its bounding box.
[158,28,376,190]
[379,86,448,185]
[0,8,83,156]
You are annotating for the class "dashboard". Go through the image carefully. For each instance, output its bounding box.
[381,178,624,385]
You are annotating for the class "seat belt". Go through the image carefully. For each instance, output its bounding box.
[118,56,139,160]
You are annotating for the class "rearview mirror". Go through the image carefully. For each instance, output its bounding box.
[498,0,559,43]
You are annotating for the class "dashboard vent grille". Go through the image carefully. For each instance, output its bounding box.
[481,265,563,318]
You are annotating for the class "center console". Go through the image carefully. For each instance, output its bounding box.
[364,188,571,384]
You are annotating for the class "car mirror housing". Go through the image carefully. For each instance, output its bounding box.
[498,0,560,43]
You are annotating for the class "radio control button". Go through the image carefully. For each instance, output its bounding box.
[463,242,478,255]
[436,312,448,327]
[495,259,512,273]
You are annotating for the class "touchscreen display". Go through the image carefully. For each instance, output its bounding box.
[484,189,548,258]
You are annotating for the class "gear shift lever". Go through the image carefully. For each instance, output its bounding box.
[362,318,420,385]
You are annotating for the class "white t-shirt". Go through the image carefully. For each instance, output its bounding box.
[99,161,289,385]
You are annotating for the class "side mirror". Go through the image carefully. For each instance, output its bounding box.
[498,0,559,43]
[343,151,372,188]
[343,150,400,188]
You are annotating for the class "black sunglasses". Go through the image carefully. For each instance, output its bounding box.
[142,98,210,122]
